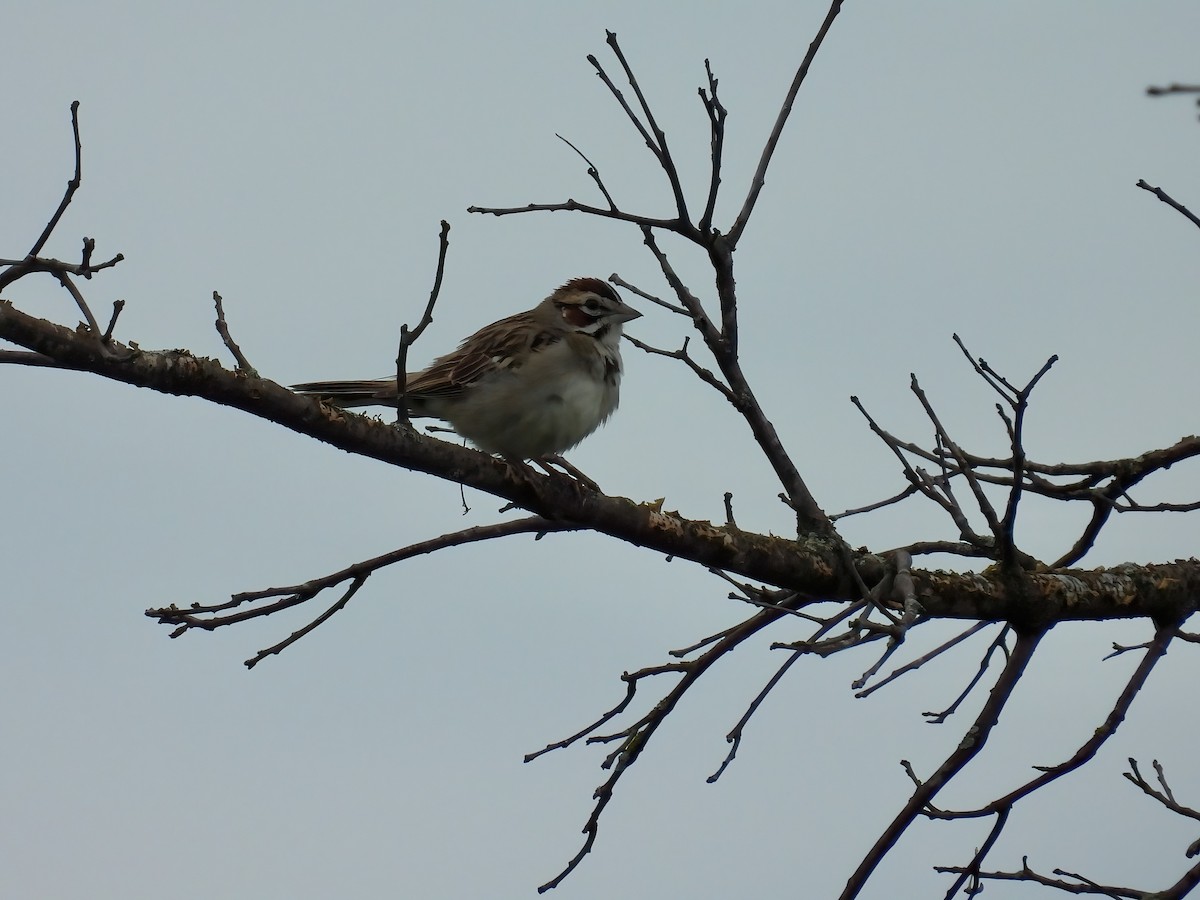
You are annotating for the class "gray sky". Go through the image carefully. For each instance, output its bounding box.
[4,2,1199,897]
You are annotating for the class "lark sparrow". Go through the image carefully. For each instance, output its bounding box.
[291,277,642,460]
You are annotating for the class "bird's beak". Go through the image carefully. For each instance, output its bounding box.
[614,301,642,324]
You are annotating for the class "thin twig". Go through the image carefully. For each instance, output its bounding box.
[930,623,1177,820]
[624,333,736,403]
[29,101,83,259]
[855,622,993,699]
[1147,83,1200,96]
[923,627,1012,723]
[1123,758,1200,823]
[468,198,682,232]
[909,374,1003,542]
[601,31,691,225]
[1136,179,1200,231]
[939,807,1010,900]
[935,857,1145,898]
[102,299,125,342]
[53,270,103,338]
[538,606,788,892]
[555,134,617,211]
[608,274,689,315]
[727,0,844,246]
[698,58,727,235]
[245,575,367,668]
[831,484,921,520]
[212,291,256,375]
[147,516,569,637]
[397,219,450,425]
[839,629,1044,900]
[524,665,682,763]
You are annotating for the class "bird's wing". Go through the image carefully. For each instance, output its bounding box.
[404,310,560,399]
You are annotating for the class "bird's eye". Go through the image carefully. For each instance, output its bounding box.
[583,297,602,312]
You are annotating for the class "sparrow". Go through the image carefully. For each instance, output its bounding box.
[291,277,642,461]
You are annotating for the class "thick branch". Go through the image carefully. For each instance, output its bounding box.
[5,301,1200,626]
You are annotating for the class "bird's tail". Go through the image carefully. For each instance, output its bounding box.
[290,378,399,409]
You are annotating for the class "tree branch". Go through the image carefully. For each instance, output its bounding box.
[727,0,844,246]
[839,628,1044,900]
[1136,179,1200,230]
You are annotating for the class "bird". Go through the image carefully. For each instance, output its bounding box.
[291,277,642,461]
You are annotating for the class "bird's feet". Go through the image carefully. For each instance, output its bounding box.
[534,454,602,492]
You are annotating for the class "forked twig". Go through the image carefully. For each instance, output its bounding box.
[147,516,572,665]
[555,133,618,211]
[840,629,1044,900]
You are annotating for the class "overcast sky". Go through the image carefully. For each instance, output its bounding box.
[4,2,1200,898]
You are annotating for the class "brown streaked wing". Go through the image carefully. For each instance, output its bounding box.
[404,311,555,398]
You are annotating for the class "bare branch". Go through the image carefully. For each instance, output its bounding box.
[839,628,1044,900]
[555,134,618,211]
[29,101,83,259]
[909,374,1005,545]
[638,227,826,531]
[922,627,1012,723]
[931,623,1177,820]
[147,517,572,653]
[727,1,845,246]
[949,336,1060,562]
[0,250,124,290]
[585,51,661,172]
[51,269,103,339]
[855,622,994,699]
[1146,83,1200,96]
[608,273,689,315]
[938,807,1010,900]
[212,291,256,375]
[624,333,736,403]
[245,575,367,669]
[1123,758,1200,825]
[1115,498,1200,513]
[524,672,648,763]
[831,483,921,521]
[537,607,787,892]
[952,332,1018,401]
[468,198,683,232]
[397,219,451,425]
[101,299,125,343]
[851,394,994,552]
[598,31,691,225]
[697,58,727,235]
[708,649,803,782]
[936,857,1145,898]
[998,353,1058,554]
[1136,179,1200,230]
